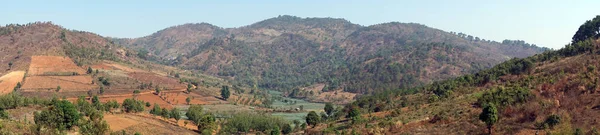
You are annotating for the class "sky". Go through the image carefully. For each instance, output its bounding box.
[0,0,598,49]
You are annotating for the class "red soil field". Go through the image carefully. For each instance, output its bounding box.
[99,92,175,109]
[127,72,186,90]
[28,56,86,76]
[160,92,209,105]
[21,75,96,91]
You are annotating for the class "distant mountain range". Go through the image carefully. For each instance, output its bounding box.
[112,15,549,94]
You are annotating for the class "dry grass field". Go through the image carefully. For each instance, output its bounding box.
[0,71,25,95]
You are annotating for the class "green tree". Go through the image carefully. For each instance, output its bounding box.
[292,120,300,130]
[348,107,361,124]
[479,103,498,135]
[271,126,281,135]
[306,111,320,128]
[150,103,161,115]
[281,123,292,134]
[133,90,141,99]
[0,109,8,119]
[56,86,61,92]
[171,108,182,122]
[186,97,191,105]
[221,86,230,100]
[99,86,105,95]
[572,15,600,43]
[79,110,110,135]
[13,82,21,91]
[122,98,144,113]
[34,100,80,131]
[87,67,93,74]
[545,114,561,129]
[92,96,100,105]
[198,114,216,133]
[187,83,193,93]
[8,62,13,70]
[155,87,161,94]
[324,103,334,116]
[186,105,204,124]
[161,108,170,119]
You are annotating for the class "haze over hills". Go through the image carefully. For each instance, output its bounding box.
[114,15,549,96]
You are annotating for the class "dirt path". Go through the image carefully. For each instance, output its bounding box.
[0,71,25,95]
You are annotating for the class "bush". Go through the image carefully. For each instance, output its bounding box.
[545,114,561,129]
[0,109,8,119]
[281,124,292,134]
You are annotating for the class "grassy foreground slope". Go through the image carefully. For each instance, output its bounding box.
[313,16,600,135]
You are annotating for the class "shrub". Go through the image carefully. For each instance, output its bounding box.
[545,114,561,129]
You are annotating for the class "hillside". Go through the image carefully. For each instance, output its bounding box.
[114,15,549,97]
[316,16,600,134]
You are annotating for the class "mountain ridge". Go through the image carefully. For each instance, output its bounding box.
[112,15,550,98]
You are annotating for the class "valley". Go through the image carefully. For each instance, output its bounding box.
[0,6,596,134]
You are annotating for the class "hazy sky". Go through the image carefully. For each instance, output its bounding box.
[1,0,598,49]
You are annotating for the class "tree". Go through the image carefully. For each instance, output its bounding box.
[0,109,8,119]
[320,112,328,122]
[56,86,61,92]
[8,62,13,70]
[271,126,281,135]
[34,100,80,131]
[122,98,144,113]
[99,86,105,95]
[306,111,320,128]
[186,105,204,124]
[161,108,170,119]
[545,114,561,129]
[572,15,600,43]
[324,103,334,116]
[187,83,193,93]
[292,120,300,130]
[133,90,141,98]
[155,87,161,94]
[479,103,498,135]
[171,108,182,122]
[92,96,100,105]
[150,103,161,115]
[281,123,292,134]
[87,67,93,74]
[79,110,110,135]
[13,82,21,91]
[348,107,361,124]
[197,113,216,132]
[186,97,191,105]
[145,102,151,107]
[221,86,230,100]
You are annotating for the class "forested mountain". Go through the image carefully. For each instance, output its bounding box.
[114,15,549,94]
